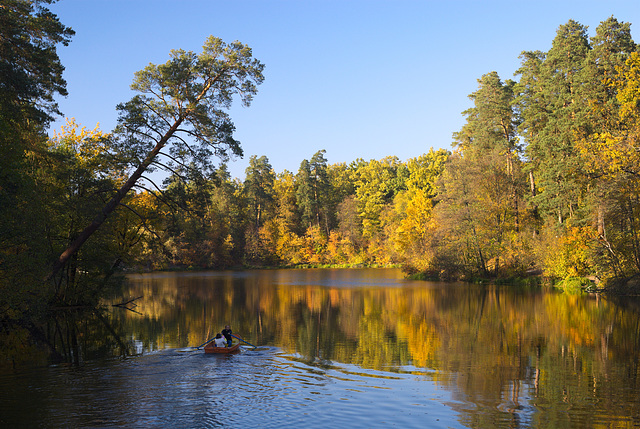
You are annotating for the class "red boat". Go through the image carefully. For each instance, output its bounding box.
[203,342,241,354]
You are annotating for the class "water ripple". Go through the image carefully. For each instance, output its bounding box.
[0,347,465,428]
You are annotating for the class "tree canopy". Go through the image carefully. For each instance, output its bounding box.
[5,11,640,330]
[48,36,265,280]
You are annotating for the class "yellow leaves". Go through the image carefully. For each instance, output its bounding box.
[542,226,597,280]
[50,117,108,158]
[325,231,352,265]
[579,52,640,180]
[396,189,433,243]
[48,118,116,179]
[390,189,436,271]
[129,190,157,212]
[617,52,640,120]
[303,225,328,265]
[405,148,449,196]
[577,131,624,176]
[274,226,305,265]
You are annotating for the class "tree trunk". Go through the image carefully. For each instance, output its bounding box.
[597,203,605,238]
[628,197,640,271]
[47,116,185,281]
[507,155,519,233]
[529,170,538,237]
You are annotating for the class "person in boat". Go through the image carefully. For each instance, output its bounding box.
[213,333,227,347]
[221,325,233,347]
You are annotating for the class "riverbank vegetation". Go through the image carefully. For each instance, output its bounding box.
[2,1,640,329]
[122,16,640,293]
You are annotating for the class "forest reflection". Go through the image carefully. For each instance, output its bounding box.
[100,268,640,424]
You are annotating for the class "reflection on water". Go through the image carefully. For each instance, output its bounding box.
[113,268,640,427]
[0,346,462,428]
[2,268,640,428]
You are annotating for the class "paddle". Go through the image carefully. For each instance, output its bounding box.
[195,337,216,349]
[231,334,257,349]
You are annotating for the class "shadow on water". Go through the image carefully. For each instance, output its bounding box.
[0,306,139,370]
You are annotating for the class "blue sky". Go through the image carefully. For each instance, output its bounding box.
[49,0,640,180]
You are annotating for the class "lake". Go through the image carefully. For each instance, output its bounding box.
[1,268,640,428]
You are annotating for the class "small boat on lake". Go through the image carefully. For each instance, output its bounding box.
[204,342,241,354]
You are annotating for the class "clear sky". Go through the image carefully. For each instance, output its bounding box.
[48,0,640,180]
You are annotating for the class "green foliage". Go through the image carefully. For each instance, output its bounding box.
[0,0,74,126]
[47,35,265,281]
[353,156,407,239]
[0,1,74,319]
[115,36,264,172]
[8,7,640,336]
[432,69,527,279]
[244,155,275,229]
[296,150,331,233]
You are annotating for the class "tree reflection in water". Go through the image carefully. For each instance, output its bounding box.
[5,268,639,427]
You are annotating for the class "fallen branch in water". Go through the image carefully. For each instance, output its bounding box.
[112,296,143,314]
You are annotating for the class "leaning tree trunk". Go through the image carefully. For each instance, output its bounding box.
[47,117,184,281]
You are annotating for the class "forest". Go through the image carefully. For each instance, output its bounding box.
[3,0,640,326]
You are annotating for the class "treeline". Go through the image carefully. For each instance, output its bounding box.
[3,1,640,327]
[131,16,640,291]
[129,149,449,272]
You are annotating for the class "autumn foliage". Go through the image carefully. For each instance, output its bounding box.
[4,7,640,324]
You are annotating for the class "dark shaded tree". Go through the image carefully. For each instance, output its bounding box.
[0,0,74,315]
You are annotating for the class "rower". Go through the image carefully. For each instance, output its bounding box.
[221,325,233,347]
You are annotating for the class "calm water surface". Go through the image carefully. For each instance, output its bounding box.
[2,268,640,428]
